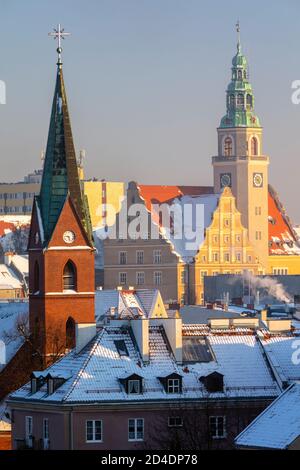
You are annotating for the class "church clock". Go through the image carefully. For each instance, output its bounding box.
[253,173,263,188]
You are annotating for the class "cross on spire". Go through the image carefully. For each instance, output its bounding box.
[236,20,241,52]
[48,24,71,65]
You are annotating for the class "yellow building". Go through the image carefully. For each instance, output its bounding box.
[83,181,125,230]
[191,187,261,304]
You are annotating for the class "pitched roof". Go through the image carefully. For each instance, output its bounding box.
[38,64,90,244]
[268,185,300,255]
[10,326,279,404]
[235,383,300,449]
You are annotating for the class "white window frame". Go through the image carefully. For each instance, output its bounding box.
[154,271,162,286]
[136,250,144,265]
[43,418,49,440]
[25,416,33,447]
[153,249,162,264]
[136,272,145,286]
[86,420,103,443]
[119,251,127,265]
[128,380,141,394]
[119,272,127,285]
[128,418,144,442]
[209,416,226,439]
[168,416,183,428]
[167,378,181,394]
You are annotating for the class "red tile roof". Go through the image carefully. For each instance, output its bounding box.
[138,185,214,211]
[268,185,299,255]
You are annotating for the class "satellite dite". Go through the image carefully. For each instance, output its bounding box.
[0,80,6,104]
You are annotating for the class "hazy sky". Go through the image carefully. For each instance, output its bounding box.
[0,0,300,222]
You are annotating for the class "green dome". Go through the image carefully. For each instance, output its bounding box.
[232,51,247,68]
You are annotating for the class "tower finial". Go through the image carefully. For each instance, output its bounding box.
[236,20,241,52]
[48,24,71,66]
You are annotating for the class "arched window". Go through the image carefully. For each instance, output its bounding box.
[229,94,235,108]
[66,317,76,350]
[33,261,39,293]
[246,94,253,107]
[251,137,258,156]
[63,261,77,291]
[238,70,243,80]
[237,93,244,107]
[224,137,233,157]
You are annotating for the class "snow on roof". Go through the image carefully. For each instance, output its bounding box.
[235,383,300,449]
[0,265,23,289]
[268,186,300,255]
[11,325,279,404]
[10,255,28,276]
[0,400,11,432]
[260,335,300,384]
[95,289,162,324]
[0,300,28,372]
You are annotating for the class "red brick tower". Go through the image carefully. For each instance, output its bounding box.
[28,37,95,362]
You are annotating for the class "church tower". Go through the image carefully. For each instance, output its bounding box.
[28,26,95,362]
[212,25,269,269]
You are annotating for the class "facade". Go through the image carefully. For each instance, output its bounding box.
[10,315,293,450]
[0,170,42,216]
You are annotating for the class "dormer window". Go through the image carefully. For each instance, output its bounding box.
[31,378,37,394]
[30,372,47,394]
[158,373,182,394]
[119,373,143,394]
[46,373,71,395]
[128,380,141,394]
[200,372,224,393]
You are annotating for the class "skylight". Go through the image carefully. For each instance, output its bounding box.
[183,337,215,363]
[114,340,129,357]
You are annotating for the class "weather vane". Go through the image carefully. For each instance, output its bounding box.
[48,24,71,65]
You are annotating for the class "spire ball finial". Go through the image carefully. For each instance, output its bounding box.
[48,24,71,65]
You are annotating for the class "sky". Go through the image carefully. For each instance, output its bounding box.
[0,0,300,222]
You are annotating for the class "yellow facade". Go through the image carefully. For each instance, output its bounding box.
[83,181,125,230]
[192,187,262,304]
[268,255,300,276]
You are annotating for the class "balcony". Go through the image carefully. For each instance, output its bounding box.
[212,155,269,163]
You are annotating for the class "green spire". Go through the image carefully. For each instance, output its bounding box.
[38,63,92,244]
[220,25,261,129]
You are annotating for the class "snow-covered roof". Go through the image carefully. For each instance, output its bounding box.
[0,300,29,372]
[0,400,11,432]
[235,383,300,449]
[95,289,166,324]
[260,335,300,384]
[0,265,23,289]
[10,325,279,404]
[10,255,28,276]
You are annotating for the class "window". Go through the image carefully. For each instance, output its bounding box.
[154,271,162,286]
[119,251,127,265]
[180,269,186,284]
[236,252,241,262]
[213,235,218,243]
[86,420,102,443]
[119,272,127,285]
[167,378,181,394]
[128,380,141,394]
[229,94,235,108]
[168,417,183,428]
[153,249,162,264]
[63,261,76,291]
[255,206,262,216]
[224,235,230,244]
[209,416,226,439]
[25,416,33,447]
[128,419,144,441]
[237,70,243,80]
[237,93,244,107]
[256,231,262,241]
[136,250,144,265]
[224,219,230,227]
[251,137,258,156]
[43,418,49,440]
[136,272,145,285]
[224,137,233,157]
[200,271,208,282]
[212,271,219,276]
[33,261,39,293]
[224,253,230,262]
[273,268,288,275]
[114,340,129,357]
[246,94,252,107]
[236,234,241,243]
[213,253,219,262]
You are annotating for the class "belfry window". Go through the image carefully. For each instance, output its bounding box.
[63,261,77,291]
[229,94,235,108]
[224,137,233,157]
[246,94,253,108]
[33,261,39,293]
[237,94,244,108]
[251,137,258,156]
[238,70,243,80]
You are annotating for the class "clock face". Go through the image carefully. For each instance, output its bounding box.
[253,173,263,188]
[220,173,232,188]
[63,230,76,244]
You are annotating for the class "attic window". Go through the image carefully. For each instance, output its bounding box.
[114,340,129,357]
[167,379,181,394]
[128,380,141,394]
[200,372,224,393]
[119,374,143,394]
[158,373,182,394]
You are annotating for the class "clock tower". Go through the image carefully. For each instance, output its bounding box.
[212,26,269,269]
[28,32,95,362]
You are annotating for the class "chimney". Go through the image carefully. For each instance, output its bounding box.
[130,319,149,362]
[4,252,14,266]
[75,323,97,354]
[159,314,183,364]
[261,309,268,323]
